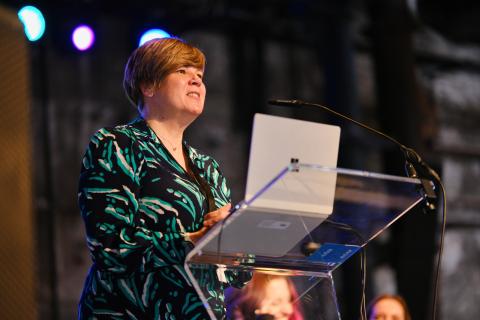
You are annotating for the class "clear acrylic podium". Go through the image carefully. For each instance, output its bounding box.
[185,163,426,319]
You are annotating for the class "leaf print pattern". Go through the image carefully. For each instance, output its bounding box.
[78,118,245,319]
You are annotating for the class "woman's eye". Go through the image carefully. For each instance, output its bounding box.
[177,69,186,74]
[197,74,203,79]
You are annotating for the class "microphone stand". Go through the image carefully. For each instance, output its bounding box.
[268,99,438,209]
[268,98,446,320]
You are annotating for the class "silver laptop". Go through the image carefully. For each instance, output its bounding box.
[205,113,341,257]
[245,113,341,215]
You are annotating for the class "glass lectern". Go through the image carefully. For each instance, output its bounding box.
[185,163,426,319]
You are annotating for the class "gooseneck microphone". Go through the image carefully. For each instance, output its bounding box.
[268,99,439,199]
[268,98,446,320]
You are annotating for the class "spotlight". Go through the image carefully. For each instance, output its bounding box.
[138,28,170,46]
[72,25,95,51]
[17,5,46,41]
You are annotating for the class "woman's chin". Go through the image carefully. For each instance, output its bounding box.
[179,108,203,125]
[187,105,204,116]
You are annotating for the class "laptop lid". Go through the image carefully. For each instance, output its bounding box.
[245,113,341,215]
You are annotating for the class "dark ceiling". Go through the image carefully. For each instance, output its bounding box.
[5,0,480,45]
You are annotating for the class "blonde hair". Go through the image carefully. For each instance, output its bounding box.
[123,37,206,111]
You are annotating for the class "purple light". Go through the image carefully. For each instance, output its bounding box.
[72,25,95,51]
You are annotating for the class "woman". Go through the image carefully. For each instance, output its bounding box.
[366,294,411,320]
[78,37,245,319]
[226,273,304,320]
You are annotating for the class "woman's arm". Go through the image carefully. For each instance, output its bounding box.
[194,155,252,288]
[78,128,181,274]
[186,203,231,243]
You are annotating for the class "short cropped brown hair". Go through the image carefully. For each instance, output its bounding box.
[123,37,206,110]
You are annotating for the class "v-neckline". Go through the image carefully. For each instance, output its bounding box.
[142,119,190,173]
[135,118,216,212]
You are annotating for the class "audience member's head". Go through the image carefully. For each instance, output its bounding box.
[226,273,303,320]
[366,294,411,320]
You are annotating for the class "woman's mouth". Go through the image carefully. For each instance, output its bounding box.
[187,92,200,98]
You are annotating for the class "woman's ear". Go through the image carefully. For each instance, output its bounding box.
[140,84,155,98]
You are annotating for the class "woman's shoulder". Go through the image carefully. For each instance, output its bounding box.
[187,145,220,168]
[88,119,148,148]
[88,125,133,147]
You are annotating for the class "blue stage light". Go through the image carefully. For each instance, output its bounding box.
[72,25,95,51]
[17,5,46,41]
[138,28,170,46]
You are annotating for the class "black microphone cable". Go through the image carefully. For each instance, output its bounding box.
[268,98,446,320]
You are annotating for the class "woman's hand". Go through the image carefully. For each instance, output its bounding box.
[187,203,231,243]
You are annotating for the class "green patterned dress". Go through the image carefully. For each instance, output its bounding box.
[78,117,246,319]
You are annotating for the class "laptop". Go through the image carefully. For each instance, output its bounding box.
[204,113,341,257]
[245,113,341,214]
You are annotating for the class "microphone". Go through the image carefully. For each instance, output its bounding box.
[268,99,447,320]
[267,99,303,106]
[268,98,439,209]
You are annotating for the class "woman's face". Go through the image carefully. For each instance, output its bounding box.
[369,297,405,320]
[257,278,294,320]
[148,65,206,119]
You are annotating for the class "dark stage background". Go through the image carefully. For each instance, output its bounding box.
[1,0,480,319]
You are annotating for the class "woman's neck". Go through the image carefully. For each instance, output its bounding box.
[149,119,190,171]
[141,106,185,142]
[142,114,188,170]
[146,118,184,145]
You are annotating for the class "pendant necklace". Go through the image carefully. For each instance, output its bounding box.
[159,133,181,152]
[146,120,182,152]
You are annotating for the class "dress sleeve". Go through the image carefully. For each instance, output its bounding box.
[203,157,232,208]
[202,157,253,288]
[78,128,182,274]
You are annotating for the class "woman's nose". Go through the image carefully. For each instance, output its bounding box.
[189,78,200,86]
[188,73,202,86]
